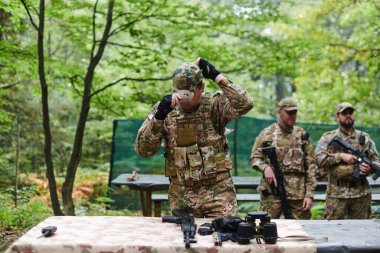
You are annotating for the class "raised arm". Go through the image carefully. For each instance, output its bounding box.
[197,58,253,133]
[134,103,164,157]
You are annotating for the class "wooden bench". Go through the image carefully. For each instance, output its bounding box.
[152,193,380,217]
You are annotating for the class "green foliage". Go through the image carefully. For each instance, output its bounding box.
[0,187,52,230]
[311,201,325,220]
[237,202,260,214]
[285,0,380,125]
[76,196,136,216]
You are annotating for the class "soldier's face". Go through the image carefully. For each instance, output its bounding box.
[278,108,297,128]
[337,108,355,128]
[180,83,204,110]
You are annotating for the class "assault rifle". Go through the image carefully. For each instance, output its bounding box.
[261,147,293,219]
[162,211,197,248]
[331,136,380,180]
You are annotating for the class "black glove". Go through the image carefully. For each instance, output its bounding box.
[198,58,220,81]
[155,94,173,120]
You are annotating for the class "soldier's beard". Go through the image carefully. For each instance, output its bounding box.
[340,119,354,129]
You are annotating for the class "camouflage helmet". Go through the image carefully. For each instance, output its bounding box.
[172,62,203,102]
[278,97,298,111]
[336,102,355,114]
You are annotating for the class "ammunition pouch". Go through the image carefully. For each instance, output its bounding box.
[176,121,198,147]
[169,138,231,181]
[281,148,304,174]
[257,180,273,196]
[171,171,231,188]
[335,164,355,179]
[334,178,366,188]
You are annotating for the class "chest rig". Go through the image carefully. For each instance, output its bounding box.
[268,124,306,174]
[329,129,368,182]
[163,92,232,182]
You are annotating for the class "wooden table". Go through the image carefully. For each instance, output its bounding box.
[7,216,380,253]
[6,216,315,253]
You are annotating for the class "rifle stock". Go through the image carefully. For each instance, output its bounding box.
[261,147,293,219]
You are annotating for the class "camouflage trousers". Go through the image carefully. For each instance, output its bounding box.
[260,194,311,220]
[168,176,237,218]
[324,194,371,220]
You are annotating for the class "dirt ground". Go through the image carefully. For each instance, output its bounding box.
[0,227,21,253]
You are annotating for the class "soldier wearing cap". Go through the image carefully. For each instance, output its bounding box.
[316,102,380,219]
[135,58,253,217]
[250,97,317,219]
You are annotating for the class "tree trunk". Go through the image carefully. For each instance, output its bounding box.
[0,9,10,40]
[61,0,114,215]
[37,0,63,216]
[275,72,286,101]
[14,120,20,208]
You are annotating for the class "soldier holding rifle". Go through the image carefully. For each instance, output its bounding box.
[250,98,317,219]
[316,102,380,219]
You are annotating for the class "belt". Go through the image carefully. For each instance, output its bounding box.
[336,178,366,188]
[170,171,231,188]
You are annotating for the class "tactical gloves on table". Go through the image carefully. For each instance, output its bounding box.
[155,94,173,120]
[198,58,220,81]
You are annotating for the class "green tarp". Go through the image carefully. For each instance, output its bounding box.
[108,116,380,209]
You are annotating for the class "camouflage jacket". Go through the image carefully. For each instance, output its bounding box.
[250,123,317,199]
[135,76,253,180]
[316,127,380,198]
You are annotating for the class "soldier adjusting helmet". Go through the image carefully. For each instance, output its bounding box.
[172,62,203,102]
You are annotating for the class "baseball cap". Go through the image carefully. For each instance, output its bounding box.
[336,102,355,114]
[278,97,298,111]
[172,62,203,102]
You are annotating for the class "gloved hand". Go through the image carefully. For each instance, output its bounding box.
[155,94,173,120]
[198,58,220,81]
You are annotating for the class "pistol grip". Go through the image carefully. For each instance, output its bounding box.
[353,164,361,179]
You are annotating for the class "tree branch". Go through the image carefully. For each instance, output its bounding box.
[110,2,173,37]
[109,15,151,37]
[328,42,380,53]
[90,76,171,98]
[69,75,84,96]
[90,0,99,60]
[0,80,21,89]
[93,93,121,115]
[20,0,39,31]
[107,41,162,53]
[112,1,154,21]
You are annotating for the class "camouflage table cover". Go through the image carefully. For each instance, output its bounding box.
[5,216,316,253]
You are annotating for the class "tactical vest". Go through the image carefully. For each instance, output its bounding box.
[265,124,307,174]
[327,129,369,181]
[163,92,232,182]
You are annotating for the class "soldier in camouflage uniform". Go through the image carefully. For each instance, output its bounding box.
[316,102,380,220]
[134,58,253,218]
[250,98,317,219]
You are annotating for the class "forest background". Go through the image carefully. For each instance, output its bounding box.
[1,0,380,251]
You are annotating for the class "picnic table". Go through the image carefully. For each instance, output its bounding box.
[111,173,380,216]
